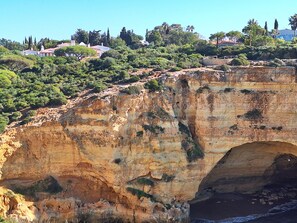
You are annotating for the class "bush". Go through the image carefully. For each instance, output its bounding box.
[169,67,182,72]
[120,86,140,95]
[136,178,154,186]
[243,109,263,120]
[268,58,285,67]
[230,54,249,66]
[126,187,153,200]
[144,79,162,92]
[142,124,164,134]
[125,75,140,83]
[0,115,9,133]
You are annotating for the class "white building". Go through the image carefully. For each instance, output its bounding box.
[276,29,296,41]
[21,49,39,56]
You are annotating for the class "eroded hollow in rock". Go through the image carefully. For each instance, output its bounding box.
[197,141,297,196]
[190,141,297,220]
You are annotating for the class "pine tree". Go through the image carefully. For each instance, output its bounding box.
[120,27,127,43]
[28,36,33,49]
[274,19,279,31]
[264,21,268,35]
[145,29,149,41]
[34,37,37,46]
[107,28,110,46]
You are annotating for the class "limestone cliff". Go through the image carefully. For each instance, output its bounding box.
[0,66,297,222]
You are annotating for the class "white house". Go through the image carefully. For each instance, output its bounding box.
[21,49,39,56]
[276,29,295,41]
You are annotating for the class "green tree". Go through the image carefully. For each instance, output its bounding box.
[120,27,127,43]
[147,30,163,46]
[72,29,89,44]
[289,14,297,37]
[89,30,101,46]
[0,54,34,72]
[0,115,9,133]
[28,36,33,49]
[209,32,225,48]
[264,21,268,35]
[107,28,111,45]
[226,31,242,42]
[242,19,265,46]
[0,38,23,50]
[54,45,97,60]
[274,19,279,31]
[186,25,195,32]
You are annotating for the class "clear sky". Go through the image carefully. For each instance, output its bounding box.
[0,0,296,42]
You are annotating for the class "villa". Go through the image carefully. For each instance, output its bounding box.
[22,40,110,57]
[276,29,296,41]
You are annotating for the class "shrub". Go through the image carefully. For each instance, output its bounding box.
[126,187,153,200]
[120,86,140,95]
[0,115,9,133]
[136,178,154,186]
[243,109,263,120]
[268,58,285,67]
[169,67,182,72]
[218,64,231,72]
[125,75,140,83]
[230,54,249,66]
[119,70,130,80]
[144,79,162,92]
[142,124,164,134]
[162,174,175,182]
[10,111,22,122]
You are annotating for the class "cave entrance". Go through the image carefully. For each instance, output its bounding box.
[190,141,297,221]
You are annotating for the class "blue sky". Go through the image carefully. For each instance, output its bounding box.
[0,0,296,42]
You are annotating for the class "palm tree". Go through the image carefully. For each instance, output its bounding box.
[209,32,225,48]
[242,19,264,46]
[186,25,195,32]
[161,22,169,34]
[289,14,297,37]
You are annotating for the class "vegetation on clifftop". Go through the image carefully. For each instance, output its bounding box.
[1,16,297,133]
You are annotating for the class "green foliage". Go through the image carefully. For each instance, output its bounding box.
[209,32,225,47]
[179,121,204,162]
[0,54,34,72]
[144,79,162,92]
[230,54,249,66]
[242,19,266,46]
[0,115,9,133]
[0,38,24,51]
[126,187,154,200]
[72,29,89,44]
[162,173,175,182]
[54,45,97,60]
[14,176,62,197]
[142,124,164,134]
[136,178,154,186]
[136,131,143,137]
[289,14,297,35]
[120,86,140,95]
[243,109,263,120]
[146,23,200,46]
[0,46,10,54]
[269,58,285,67]
[178,122,191,136]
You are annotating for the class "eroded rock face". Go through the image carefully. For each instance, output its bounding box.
[0,66,297,222]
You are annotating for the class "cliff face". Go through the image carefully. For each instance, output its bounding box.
[1,66,297,222]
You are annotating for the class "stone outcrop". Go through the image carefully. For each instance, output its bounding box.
[0,66,297,222]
